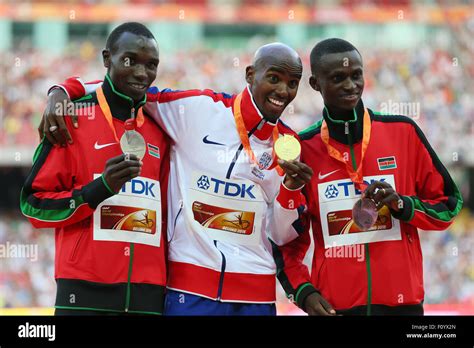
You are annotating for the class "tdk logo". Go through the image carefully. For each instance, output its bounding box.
[196,175,255,199]
[325,185,339,199]
[120,178,156,198]
[324,178,387,199]
[197,175,210,190]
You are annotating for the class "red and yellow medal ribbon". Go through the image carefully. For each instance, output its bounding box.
[233,92,283,176]
[321,109,371,190]
[96,86,145,142]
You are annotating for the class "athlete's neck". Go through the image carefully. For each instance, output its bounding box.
[324,105,356,122]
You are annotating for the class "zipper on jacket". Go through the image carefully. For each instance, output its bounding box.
[347,124,372,316]
[215,119,263,299]
[125,242,135,312]
[364,243,372,316]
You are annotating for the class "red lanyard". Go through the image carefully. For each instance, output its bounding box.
[96,86,145,142]
[321,109,371,190]
[233,92,283,175]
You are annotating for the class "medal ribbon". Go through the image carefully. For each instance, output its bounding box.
[321,108,371,190]
[233,92,283,175]
[96,86,145,142]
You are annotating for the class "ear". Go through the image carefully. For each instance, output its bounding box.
[245,65,255,85]
[309,75,320,92]
[102,49,111,69]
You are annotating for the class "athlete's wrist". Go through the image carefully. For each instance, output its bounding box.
[390,195,414,222]
[83,176,116,209]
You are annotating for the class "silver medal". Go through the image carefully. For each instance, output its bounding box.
[120,129,146,160]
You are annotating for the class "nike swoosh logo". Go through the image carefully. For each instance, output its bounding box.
[318,169,340,180]
[203,135,225,146]
[94,141,118,150]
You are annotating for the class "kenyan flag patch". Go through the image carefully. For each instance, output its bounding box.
[147,143,160,159]
[377,156,396,170]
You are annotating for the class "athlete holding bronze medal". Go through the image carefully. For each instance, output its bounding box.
[275,38,462,316]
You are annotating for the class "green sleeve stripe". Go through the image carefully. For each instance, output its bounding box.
[101,175,116,195]
[295,283,313,304]
[298,119,323,139]
[32,138,45,164]
[20,188,86,222]
[411,187,463,222]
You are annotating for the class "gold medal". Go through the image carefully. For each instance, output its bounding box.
[274,134,301,161]
[120,119,146,160]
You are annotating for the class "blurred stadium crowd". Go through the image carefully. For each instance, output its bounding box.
[1,19,473,312]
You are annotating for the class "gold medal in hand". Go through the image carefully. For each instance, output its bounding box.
[274,134,301,161]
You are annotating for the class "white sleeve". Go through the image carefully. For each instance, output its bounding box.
[268,181,305,246]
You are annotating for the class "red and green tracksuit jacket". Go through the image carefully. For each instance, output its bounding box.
[275,101,463,315]
[20,75,170,314]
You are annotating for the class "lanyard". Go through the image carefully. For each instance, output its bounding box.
[96,86,145,142]
[233,92,283,175]
[321,108,371,190]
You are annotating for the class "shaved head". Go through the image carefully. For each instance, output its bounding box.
[252,42,302,74]
[245,42,302,122]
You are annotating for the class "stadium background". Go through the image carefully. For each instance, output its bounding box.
[0,0,472,315]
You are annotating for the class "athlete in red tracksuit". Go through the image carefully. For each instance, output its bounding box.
[275,39,463,315]
[20,24,170,315]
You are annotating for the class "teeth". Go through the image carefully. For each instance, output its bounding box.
[130,84,145,89]
[269,98,284,106]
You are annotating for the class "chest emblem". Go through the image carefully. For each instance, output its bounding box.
[377,156,396,170]
[147,143,160,159]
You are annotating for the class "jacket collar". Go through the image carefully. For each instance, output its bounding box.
[101,74,146,121]
[323,99,365,145]
[238,85,277,141]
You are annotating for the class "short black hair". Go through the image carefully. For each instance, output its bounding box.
[310,38,360,75]
[106,22,156,53]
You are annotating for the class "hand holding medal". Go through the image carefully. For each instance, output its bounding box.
[274,134,313,190]
[353,181,403,230]
[352,197,378,230]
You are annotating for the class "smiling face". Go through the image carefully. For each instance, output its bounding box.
[246,56,302,123]
[103,31,159,103]
[310,50,364,113]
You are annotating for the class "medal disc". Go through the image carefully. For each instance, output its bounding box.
[352,198,378,230]
[120,130,146,160]
[274,134,301,161]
